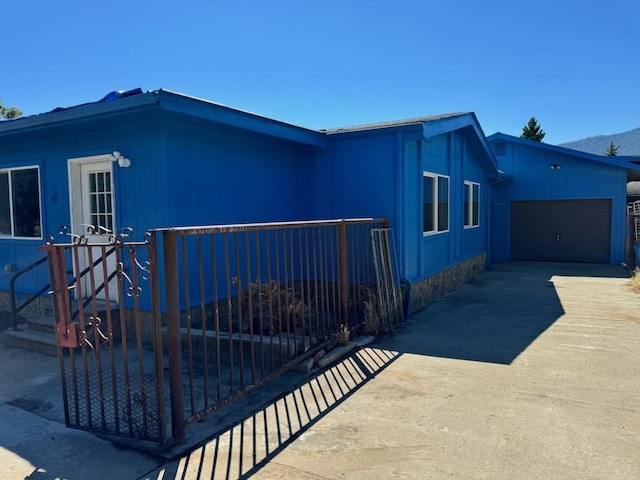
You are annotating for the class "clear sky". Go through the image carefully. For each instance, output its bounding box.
[2,0,639,144]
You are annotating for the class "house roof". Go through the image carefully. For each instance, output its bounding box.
[0,88,497,168]
[0,88,327,149]
[322,112,468,134]
[488,132,640,174]
[325,111,499,171]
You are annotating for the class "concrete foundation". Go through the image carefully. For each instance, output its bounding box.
[409,253,485,315]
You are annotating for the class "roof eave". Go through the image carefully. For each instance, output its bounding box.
[0,92,159,136]
[488,132,640,173]
[156,90,327,149]
[424,113,499,171]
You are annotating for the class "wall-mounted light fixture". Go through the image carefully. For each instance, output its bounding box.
[550,163,560,170]
[111,150,131,168]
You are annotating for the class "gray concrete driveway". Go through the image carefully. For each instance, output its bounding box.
[146,262,640,480]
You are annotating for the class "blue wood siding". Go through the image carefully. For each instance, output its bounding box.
[490,140,628,263]
[0,119,167,293]
[327,126,493,285]
[415,130,490,279]
[326,133,398,221]
[2,108,496,302]
[1,115,322,296]
[165,122,316,226]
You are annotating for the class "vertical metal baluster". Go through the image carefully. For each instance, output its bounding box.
[274,230,283,367]
[265,231,274,373]
[210,233,222,404]
[102,244,120,435]
[351,223,359,324]
[297,228,306,352]
[197,235,209,410]
[97,245,110,431]
[303,228,313,348]
[330,225,338,333]
[321,226,331,339]
[282,228,291,362]
[312,227,321,342]
[235,232,245,390]
[77,244,91,428]
[255,230,264,379]
[181,236,195,416]
[114,243,132,436]
[149,231,168,445]
[130,245,148,438]
[290,228,298,360]
[339,221,349,333]
[244,231,256,384]
[89,245,105,430]
[223,232,234,395]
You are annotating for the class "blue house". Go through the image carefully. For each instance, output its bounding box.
[0,89,325,308]
[321,114,498,313]
[488,133,640,264]
[0,89,498,318]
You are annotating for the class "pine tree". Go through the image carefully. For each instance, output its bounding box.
[521,117,545,142]
[604,141,619,156]
[0,98,22,119]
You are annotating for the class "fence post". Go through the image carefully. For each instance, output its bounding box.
[162,230,185,443]
[148,231,168,445]
[338,220,349,327]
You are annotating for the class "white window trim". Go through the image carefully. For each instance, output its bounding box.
[0,165,43,240]
[423,171,450,236]
[464,180,480,229]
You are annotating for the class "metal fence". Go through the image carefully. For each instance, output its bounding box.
[43,218,389,446]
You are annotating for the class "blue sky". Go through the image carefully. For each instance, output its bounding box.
[2,0,639,144]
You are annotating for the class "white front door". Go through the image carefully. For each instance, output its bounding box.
[69,156,118,302]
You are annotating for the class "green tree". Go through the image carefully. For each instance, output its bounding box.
[521,116,545,142]
[0,98,22,119]
[604,141,619,156]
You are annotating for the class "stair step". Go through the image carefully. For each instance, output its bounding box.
[44,299,120,317]
[26,315,56,333]
[5,326,58,357]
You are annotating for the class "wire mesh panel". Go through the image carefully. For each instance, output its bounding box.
[370,228,404,332]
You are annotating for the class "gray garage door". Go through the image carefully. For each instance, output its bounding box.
[511,199,611,263]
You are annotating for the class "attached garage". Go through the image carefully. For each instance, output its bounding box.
[511,199,611,263]
[487,133,640,265]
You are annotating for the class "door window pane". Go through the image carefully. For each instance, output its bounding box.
[87,169,114,232]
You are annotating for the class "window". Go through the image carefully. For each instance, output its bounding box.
[423,172,449,235]
[0,166,42,239]
[464,181,480,228]
[88,170,114,232]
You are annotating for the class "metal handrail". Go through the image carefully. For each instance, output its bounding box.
[10,246,120,330]
[9,256,49,330]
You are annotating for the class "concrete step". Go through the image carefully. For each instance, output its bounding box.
[5,325,58,357]
[44,299,120,318]
[25,315,56,333]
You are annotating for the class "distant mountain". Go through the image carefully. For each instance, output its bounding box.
[559,128,640,156]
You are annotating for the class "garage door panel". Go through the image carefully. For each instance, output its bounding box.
[511,200,611,263]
